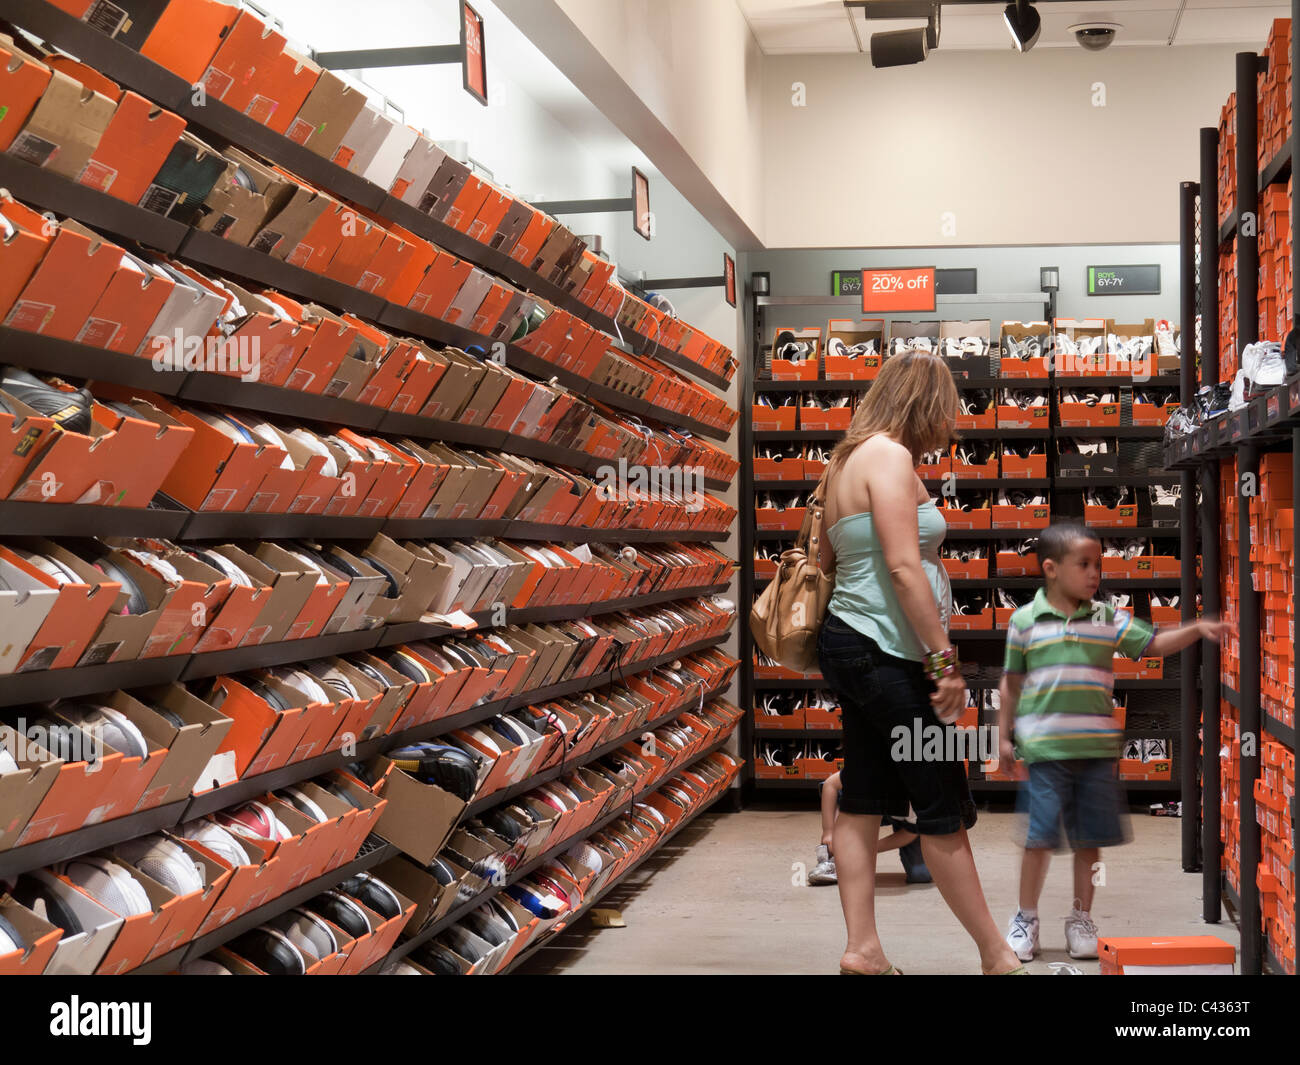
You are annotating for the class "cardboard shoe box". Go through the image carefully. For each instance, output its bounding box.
[6,68,116,181]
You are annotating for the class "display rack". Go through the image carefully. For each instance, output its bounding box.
[1162,9,1299,976]
[0,0,740,977]
[740,292,1187,798]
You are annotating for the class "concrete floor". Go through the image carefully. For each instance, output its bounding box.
[516,806,1240,975]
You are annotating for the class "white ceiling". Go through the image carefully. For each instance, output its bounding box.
[738,0,1291,53]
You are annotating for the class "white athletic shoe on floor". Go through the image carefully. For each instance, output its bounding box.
[1064,906,1099,959]
[1006,910,1040,961]
[808,845,837,886]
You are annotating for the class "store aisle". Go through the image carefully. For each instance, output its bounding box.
[517,808,1240,976]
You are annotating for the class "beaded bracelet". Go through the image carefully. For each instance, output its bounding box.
[924,645,960,681]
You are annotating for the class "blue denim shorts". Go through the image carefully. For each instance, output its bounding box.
[817,612,976,835]
[1021,758,1131,850]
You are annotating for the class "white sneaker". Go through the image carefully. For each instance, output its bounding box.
[1064,905,1099,959]
[1006,910,1040,961]
[809,845,837,886]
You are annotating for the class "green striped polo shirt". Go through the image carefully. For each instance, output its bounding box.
[1003,588,1155,763]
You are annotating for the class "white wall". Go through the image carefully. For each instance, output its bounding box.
[264,0,627,262]
[761,43,1241,248]
[496,0,766,250]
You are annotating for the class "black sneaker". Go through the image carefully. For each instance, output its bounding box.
[899,837,932,883]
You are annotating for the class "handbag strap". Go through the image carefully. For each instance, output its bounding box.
[799,467,832,575]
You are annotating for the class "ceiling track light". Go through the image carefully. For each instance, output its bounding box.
[1003,0,1041,52]
[870,25,929,67]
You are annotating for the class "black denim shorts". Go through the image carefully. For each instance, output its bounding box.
[817,612,977,835]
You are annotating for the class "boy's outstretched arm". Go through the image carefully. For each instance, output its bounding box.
[1145,617,1232,658]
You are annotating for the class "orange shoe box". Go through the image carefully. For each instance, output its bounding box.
[992,504,1050,529]
[1099,936,1235,974]
[79,92,187,204]
[1058,399,1121,428]
[4,220,121,340]
[324,214,389,289]
[0,33,52,153]
[940,507,992,530]
[0,193,54,322]
[996,551,1040,577]
[77,251,176,354]
[996,403,1049,430]
[153,401,291,512]
[1000,452,1047,478]
[949,608,994,631]
[1085,502,1138,527]
[199,13,319,134]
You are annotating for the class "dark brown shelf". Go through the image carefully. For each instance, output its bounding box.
[0,153,188,254]
[0,655,186,710]
[0,499,189,538]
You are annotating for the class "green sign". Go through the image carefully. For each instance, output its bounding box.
[832,270,863,297]
[1087,264,1161,296]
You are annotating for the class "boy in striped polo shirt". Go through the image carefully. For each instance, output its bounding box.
[996,523,1227,962]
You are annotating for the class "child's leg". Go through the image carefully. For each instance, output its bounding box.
[1019,847,1051,913]
[876,829,916,853]
[820,772,841,849]
[1072,848,1100,912]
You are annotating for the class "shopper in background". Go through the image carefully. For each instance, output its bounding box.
[997,522,1230,962]
[809,772,933,886]
[815,352,1023,976]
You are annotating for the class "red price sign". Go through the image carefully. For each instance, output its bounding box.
[861,267,936,313]
[461,3,487,106]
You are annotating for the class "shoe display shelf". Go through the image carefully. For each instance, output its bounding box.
[1160,12,1299,976]
[0,1,741,976]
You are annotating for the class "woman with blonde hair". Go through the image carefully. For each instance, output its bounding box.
[816,351,1024,976]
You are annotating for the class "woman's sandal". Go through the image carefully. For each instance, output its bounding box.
[839,964,903,975]
[985,965,1029,975]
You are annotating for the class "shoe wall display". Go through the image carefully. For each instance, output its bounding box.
[0,1,744,979]
[746,304,1193,808]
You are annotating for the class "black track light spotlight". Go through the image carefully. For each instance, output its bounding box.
[1003,1,1041,53]
[870,26,929,68]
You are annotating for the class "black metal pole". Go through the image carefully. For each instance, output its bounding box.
[1237,53,1261,353]
[1201,460,1223,922]
[1201,127,1221,388]
[1293,428,1300,963]
[1237,444,1262,974]
[738,283,758,802]
[1232,50,1263,975]
[1178,180,1202,871]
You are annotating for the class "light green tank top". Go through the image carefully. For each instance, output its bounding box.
[826,499,953,663]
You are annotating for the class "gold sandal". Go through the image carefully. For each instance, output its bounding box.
[840,964,903,975]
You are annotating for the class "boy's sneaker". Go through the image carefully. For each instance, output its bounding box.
[809,845,837,886]
[1065,906,1099,959]
[1006,910,1040,961]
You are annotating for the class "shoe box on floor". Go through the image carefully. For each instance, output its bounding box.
[1098,935,1236,975]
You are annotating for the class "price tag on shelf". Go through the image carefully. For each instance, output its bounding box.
[862,267,936,313]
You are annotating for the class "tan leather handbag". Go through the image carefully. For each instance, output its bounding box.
[749,469,835,672]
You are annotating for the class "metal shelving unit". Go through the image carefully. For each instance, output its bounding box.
[741,284,1184,798]
[1162,19,1300,974]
